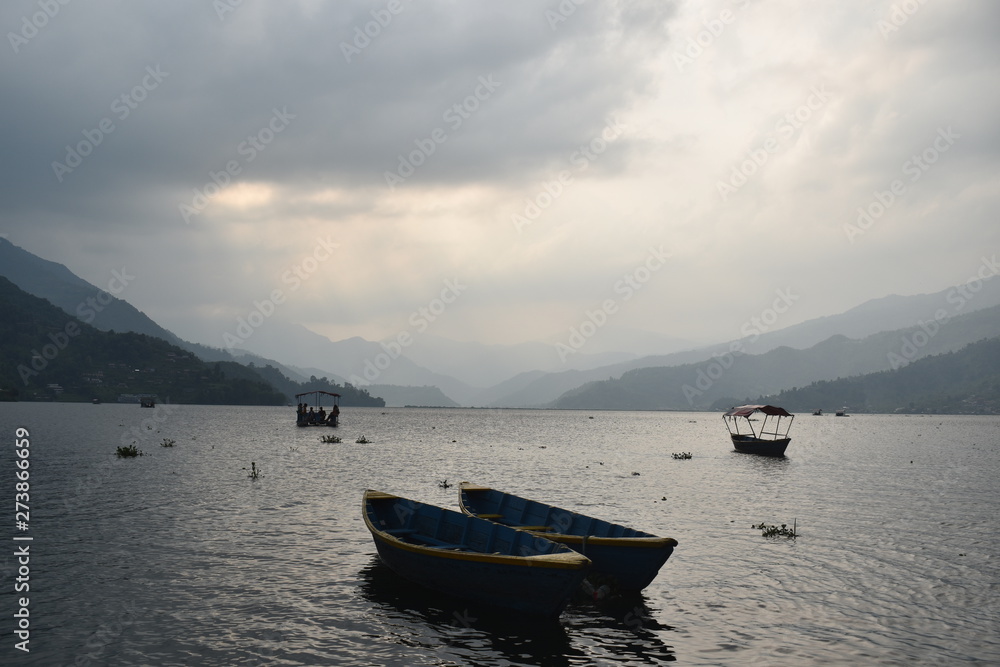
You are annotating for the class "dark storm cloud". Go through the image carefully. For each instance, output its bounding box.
[0,0,676,235]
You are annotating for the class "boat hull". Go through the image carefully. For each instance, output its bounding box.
[363,490,590,617]
[541,535,674,591]
[731,435,790,457]
[459,484,676,592]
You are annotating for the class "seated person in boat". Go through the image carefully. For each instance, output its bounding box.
[318,407,327,422]
[307,407,316,423]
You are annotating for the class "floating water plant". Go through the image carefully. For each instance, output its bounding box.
[116,444,143,458]
[160,438,176,448]
[438,479,452,489]
[244,462,262,479]
[672,452,693,460]
[356,435,371,444]
[321,435,341,443]
[752,520,797,538]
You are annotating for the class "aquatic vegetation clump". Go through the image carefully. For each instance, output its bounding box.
[245,462,262,479]
[116,444,143,458]
[321,435,342,443]
[160,438,176,447]
[356,435,371,444]
[671,452,692,460]
[752,521,797,538]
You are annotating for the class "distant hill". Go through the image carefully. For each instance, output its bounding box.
[550,304,1000,411]
[756,336,1000,414]
[0,277,286,404]
[0,277,389,406]
[366,384,460,408]
[0,238,188,346]
[248,364,384,407]
[227,320,478,403]
[0,239,377,404]
[403,332,655,389]
[750,281,1000,352]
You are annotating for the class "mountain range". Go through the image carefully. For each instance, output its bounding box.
[1,237,998,412]
[552,304,1000,411]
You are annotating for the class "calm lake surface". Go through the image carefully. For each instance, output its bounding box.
[1,403,998,666]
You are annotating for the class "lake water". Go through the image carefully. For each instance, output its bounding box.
[1,403,998,665]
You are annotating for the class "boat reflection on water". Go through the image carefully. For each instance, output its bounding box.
[356,556,677,665]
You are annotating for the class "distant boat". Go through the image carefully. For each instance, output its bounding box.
[836,407,849,417]
[139,397,155,408]
[812,408,822,416]
[723,405,794,457]
[362,490,590,617]
[458,483,677,591]
[295,390,339,427]
[92,398,101,404]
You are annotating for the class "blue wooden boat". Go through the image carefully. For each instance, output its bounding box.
[723,404,794,457]
[458,483,677,592]
[362,490,591,617]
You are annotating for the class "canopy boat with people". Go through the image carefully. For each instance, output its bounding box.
[723,404,794,457]
[295,390,340,427]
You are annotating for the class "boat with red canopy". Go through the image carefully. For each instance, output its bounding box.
[723,404,794,456]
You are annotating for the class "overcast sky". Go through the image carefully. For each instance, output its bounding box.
[2,0,998,353]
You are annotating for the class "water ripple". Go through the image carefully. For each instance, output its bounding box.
[0,405,998,664]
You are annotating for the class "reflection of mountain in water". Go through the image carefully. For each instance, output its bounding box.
[356,556,677,665]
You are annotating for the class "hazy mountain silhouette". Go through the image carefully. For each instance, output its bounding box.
[484,277,1000,407]
[550,303,1000,410]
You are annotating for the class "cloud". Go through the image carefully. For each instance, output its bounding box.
[0,0,997,351]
